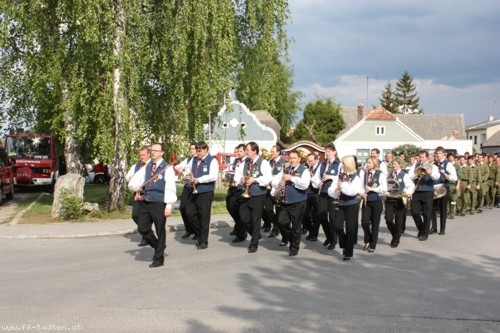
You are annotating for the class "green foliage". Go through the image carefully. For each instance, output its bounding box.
[59,188,84,221]
[391,143,422,162]
[379,82,397,113]
[291,97,345,146]
[394,71,422,114]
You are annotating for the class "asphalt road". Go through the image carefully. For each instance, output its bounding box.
[0,209,499,332]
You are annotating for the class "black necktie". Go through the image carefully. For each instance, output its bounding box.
[151,163,156,176]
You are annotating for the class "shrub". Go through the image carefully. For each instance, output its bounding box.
[59,188,84,220]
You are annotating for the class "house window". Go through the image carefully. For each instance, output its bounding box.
[356,149,369,167]
[474,135,477,144]
[376,126,385,135]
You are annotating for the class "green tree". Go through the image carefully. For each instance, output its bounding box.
[291,97,345,146]
[394,70,422,114]
[233,0,300,138]
[379,81,397,113]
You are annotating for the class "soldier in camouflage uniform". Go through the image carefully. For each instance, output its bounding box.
[485,154,497,209]
[447,153,460,219]
[467,156,479,214]
[456,156,470,216]
[475,154,489,213]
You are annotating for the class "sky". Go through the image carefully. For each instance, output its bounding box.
[287,0,500,126]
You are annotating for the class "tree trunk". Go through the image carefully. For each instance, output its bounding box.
[62,86,84,174]
[104,0,128,212]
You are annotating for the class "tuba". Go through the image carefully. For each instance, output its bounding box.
[222,164,236,187]
[385,178,410,209]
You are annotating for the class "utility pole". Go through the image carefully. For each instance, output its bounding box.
[362,75,377,106]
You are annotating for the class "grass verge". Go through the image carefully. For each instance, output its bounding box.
[18,184,230,224]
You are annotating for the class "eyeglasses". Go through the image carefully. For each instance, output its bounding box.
[150,149,162,153]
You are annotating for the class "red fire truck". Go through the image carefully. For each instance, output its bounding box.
[0,146,14,204]
[4,133,59,192]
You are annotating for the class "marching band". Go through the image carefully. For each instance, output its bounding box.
[127,141,500,266]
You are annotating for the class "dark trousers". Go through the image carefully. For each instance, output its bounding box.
[277,201,306,253]
[312,193,337,245]
[333,203,359,257]
[431,192,448,233]
[187,191,214,246]
[385,198,406,245]
[262,190,279,232]
[179,186,195,234]
[302,193,319,233]
[226,188,247,239]
[239,194,266,248]
[132,200,140,225]
[137,201,167,262]
[411,191,434,237]
[361,199,383,250]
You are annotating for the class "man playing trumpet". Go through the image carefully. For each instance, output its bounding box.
[271,150,310,256]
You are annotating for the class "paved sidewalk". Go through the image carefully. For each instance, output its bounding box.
[0,213,234,239]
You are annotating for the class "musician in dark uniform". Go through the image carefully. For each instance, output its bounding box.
[359,156,387,253]
[129,143,177,268]
[430,146,457,236]
[236,142,272,253]
[262,145,284,238]
[311,143,341,250]
[125,145,150,247]
[185,141,219,250]
[408,150,440,241]
[272,150,310,256]
[385,157,415,248]
[329,155,364,261]
[174,142,197,239]
[226,144,248,243]
[304,153,320,241]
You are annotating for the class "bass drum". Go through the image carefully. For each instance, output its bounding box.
[433,184,447,199]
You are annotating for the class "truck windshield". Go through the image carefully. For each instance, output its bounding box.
[6,136,52,159]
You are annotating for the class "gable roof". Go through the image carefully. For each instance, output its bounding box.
[482,130,500,148]
[338,106,465,140]
[466,118,500,131]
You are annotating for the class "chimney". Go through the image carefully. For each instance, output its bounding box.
[488,115,494,121]
[357,104,364,121]
[452,130,460,139]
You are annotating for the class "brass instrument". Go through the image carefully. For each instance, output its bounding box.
[261,148,271,160]
[183,170,198,194]
[242,170,252,198]
[385,178,410,209]
[274,161,291,201]
[222,164,236,187]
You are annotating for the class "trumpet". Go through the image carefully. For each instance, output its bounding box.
[222,165,236,187]
[183,170,198,194]
[242,170,252,198]
[415,163,433,178]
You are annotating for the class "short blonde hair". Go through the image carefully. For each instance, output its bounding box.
[342,155,357,173]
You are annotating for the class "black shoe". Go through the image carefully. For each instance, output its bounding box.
[181,232,193,239]
[197,243,208,250]
[327,243,336,250]
[417,231,423,238]
[268,231,279,238]
[390,243,399,248]
[469,211,474,215]
[309,237,318,242]
[192,235,199,240]
[149,260,164,268]
[263,227,271,232]
[301,228,308,235]
[229,230,236,236]
[279,241,288,247]
[460,212,466,217]
[429,229,437,235]
[138,239,149,247]
[477,209,482,213]
[439,231,445,235]
[343,256,351,261]
[289,251,298,257]
[448,214,454,219]
[419,235,428,241]
[323,240,331,247]
[232,237,245,243]
[248,247,257,253]
[195,241,200,246]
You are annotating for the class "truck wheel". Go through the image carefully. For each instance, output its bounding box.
[44,180,55,193]
[94,175,106,185]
